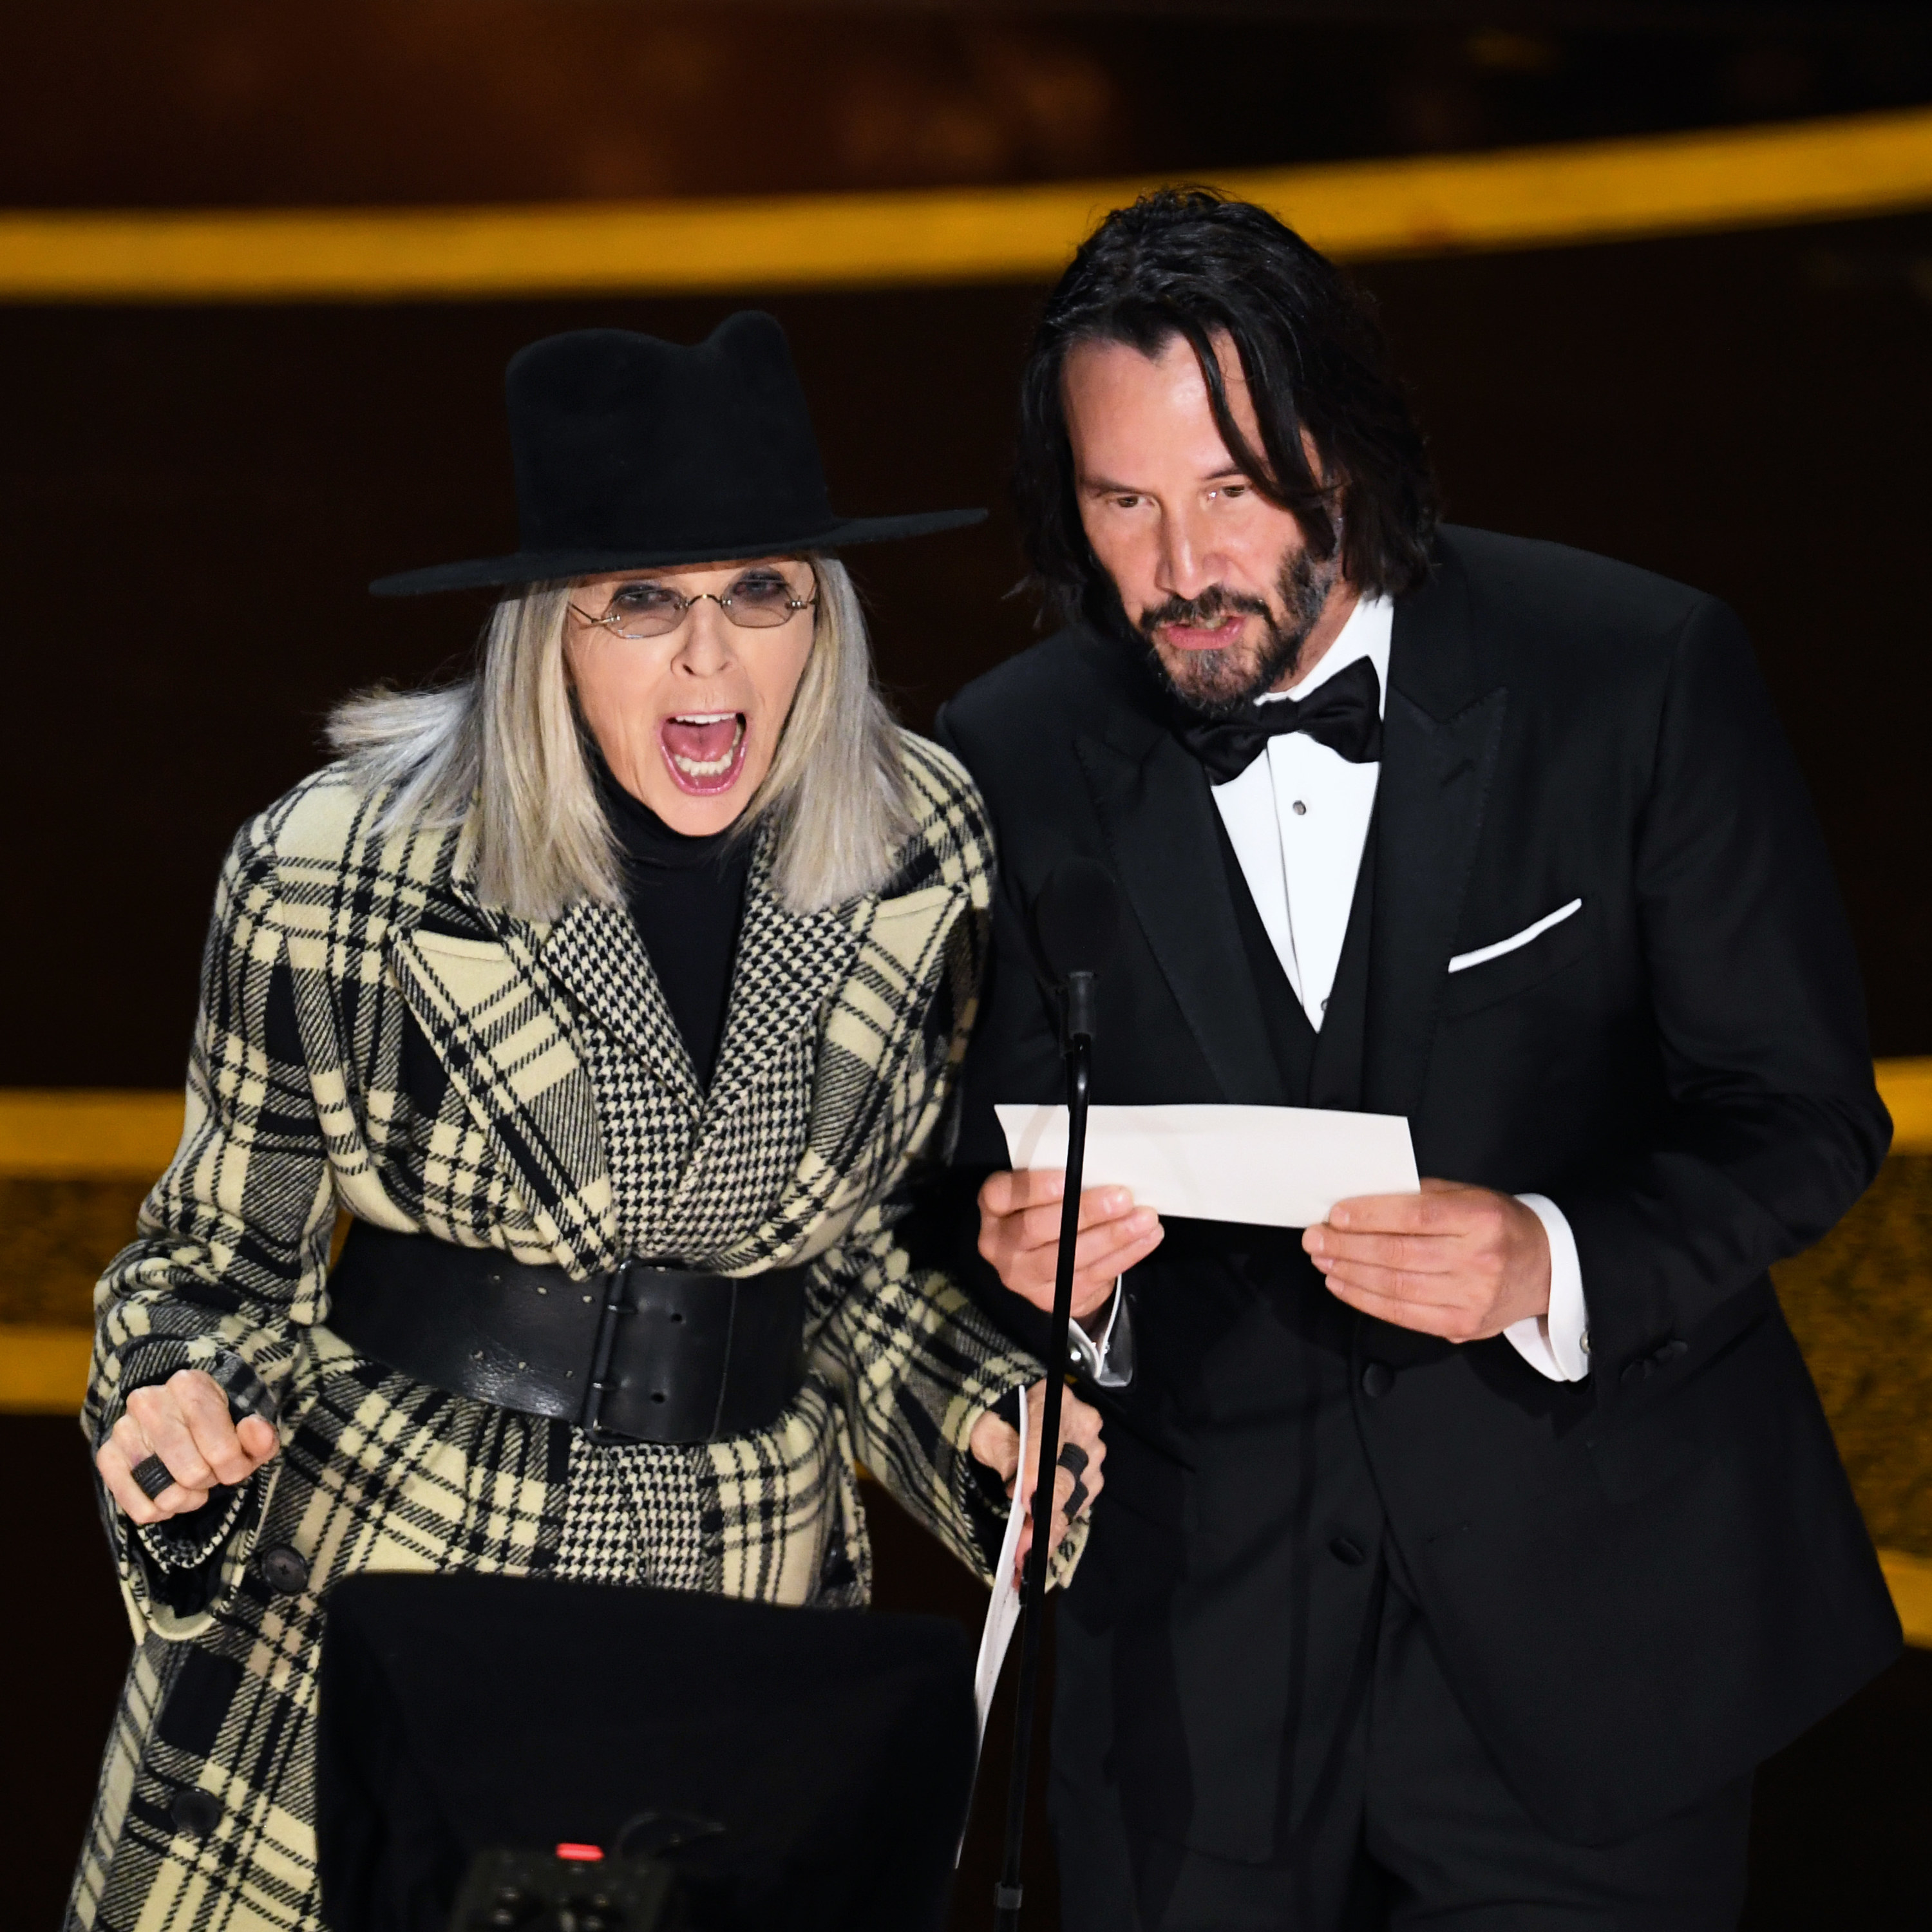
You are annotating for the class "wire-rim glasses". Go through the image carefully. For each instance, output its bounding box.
[570,565,817,640]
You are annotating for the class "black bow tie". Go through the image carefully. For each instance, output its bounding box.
[1173,654,1385,782]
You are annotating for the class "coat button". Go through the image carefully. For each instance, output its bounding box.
[1329,1535,1367,1566]
[258,1544,310,1595]
[1361,1361,1395,1399]
[171,1788,223,1839]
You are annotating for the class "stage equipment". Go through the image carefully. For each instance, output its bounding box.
[316,1571,977,1932]
[994,857,1123,1931]
[446,1843,680,1932]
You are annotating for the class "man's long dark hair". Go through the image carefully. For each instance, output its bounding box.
[1015,188,1439,633]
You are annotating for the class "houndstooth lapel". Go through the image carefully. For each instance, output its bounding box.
[649,838,864,1260]
[531,830,866,1265]
[544,897,703,1103]
[706,870,974,1270]
[701,846,862,1130]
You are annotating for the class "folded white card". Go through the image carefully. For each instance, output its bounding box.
[996,1102,1419,1229]
[971,1385,1028,1755]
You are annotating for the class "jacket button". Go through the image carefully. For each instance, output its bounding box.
[258,1544,310,1595]
[170,1788,223,1839]
[1361,1361,1395,1399]
[1329,1535,1367,1566]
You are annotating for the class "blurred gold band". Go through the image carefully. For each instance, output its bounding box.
[1,1064,1927,1181]
[1,104,1931,303]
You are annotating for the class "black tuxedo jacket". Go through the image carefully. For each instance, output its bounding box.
[933,526,1899,1855]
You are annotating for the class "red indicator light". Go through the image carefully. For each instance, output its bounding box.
[554,1843,604,1862]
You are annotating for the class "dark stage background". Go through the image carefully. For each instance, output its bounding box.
[3,211,1929,1088]
[6,6,1931,1929]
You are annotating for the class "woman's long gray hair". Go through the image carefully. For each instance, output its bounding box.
[327,557,913,922]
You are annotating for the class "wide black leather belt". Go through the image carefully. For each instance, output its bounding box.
[325,1222,808,1446]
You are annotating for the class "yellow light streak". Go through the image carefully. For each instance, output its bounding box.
[1,105,1930,303]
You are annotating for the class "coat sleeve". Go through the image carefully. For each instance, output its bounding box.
[810,1203,1081,1587]
[84,816,338,1627]
[1551,598,1893,1376]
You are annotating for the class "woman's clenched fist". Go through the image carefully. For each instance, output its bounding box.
[96,1368,279,1524]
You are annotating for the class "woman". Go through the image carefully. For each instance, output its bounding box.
[71,314,1102,1931]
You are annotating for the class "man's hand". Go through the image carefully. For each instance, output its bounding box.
[1303,1179,1551,1342]
[969,1379,1107,1583]
[95,1368,280,1525]
[978,1168,1163,1321]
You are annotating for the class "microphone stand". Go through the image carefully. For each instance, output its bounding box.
[993,969,1095,1931]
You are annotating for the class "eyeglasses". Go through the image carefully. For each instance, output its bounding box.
[570,567,817,640]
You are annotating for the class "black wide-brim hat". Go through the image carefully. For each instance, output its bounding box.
[370,311,985,595]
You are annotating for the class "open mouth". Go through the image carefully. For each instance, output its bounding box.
[1157,614,1250,653]
[658,712,748,795]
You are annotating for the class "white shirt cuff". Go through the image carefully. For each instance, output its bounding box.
[1065,1279,1133,1388]
[1504,1193,1591,1383]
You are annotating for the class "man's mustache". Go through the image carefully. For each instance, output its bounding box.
[1138,586,1274,639]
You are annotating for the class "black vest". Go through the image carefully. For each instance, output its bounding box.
[1210,802,1378,1113]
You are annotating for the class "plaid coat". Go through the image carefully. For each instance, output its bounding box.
[69,730,1056,1932]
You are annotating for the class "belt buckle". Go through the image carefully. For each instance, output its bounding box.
[578,1262,636,1443]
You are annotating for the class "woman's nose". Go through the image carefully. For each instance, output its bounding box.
[674,598,736,671]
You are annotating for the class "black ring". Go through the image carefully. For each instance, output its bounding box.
[131,1455,174,1501]
[1056,1442,1089,1479]
[1065,1476,1090,1518]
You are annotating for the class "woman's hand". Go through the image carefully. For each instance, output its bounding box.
[95,1369,279,1526]
[978,1168,1164,1320]
[969,1379,1106,1583]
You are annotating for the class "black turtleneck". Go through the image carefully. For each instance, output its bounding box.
[592,753,752,1089]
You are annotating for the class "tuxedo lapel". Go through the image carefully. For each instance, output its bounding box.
[1076,720,1287,1106]
[1366,560,1509,1119]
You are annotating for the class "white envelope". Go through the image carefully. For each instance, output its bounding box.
[996,1101,1419,1229]
[971,1387,1028,1752]
[962,1391,1031,1864]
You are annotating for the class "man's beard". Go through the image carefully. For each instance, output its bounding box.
[1135,547,1338,721]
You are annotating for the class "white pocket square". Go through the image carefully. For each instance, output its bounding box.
[1448,898,1583,974]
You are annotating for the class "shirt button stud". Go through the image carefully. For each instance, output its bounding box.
[1292,800,1308,815]
[1361,1361,1396,1399]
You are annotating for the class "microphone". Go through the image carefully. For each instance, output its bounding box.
[1030,857,1122,1044]
[996,857,1122,1932]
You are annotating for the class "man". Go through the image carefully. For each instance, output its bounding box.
[933,190,1899,1929]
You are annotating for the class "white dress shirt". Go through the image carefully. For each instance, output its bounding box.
[1206,593,1589,1382]
[1068,595,1589,1384]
